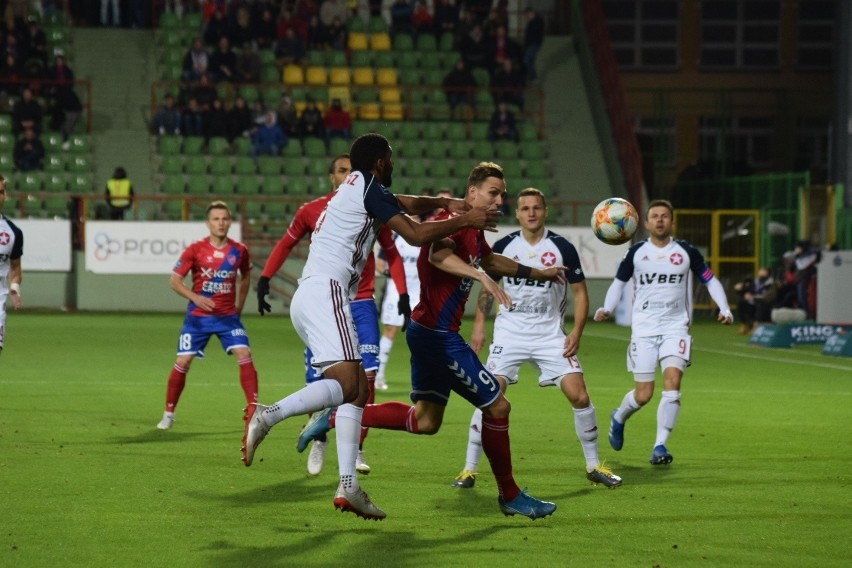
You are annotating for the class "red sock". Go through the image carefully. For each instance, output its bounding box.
[238,357,258,404]
[481,415,520,501]
[355,402,420,433]
[360,374,377,446]
[165,363,188,412]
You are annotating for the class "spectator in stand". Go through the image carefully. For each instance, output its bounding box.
[323,98,351,144]
[389,0,414,37]
[275,95,298,138]
[236,41,261,84]
[228,95,254,142]
[298,98,325,141]
[0,53,25,99]
[181,97,204,137]
[191,73,217,111]
[153,94,182,135]
[412,1,434,37]
[54,86,83,150]
[442,58,476,116]
[12,87,42,137]
[325,15,347,50]
[22,17,47,67]
[229,6,254,48]
[253,7,278,50]
[490,57,525,109]
[204,97,230,142]
[434,0,460,40]
[251,111,287,157]
[204,7,229,46]
[319,0,347,27]
[460,24,490,71]
[523,6,544,82]
[46,51,74,93]
[182,37,209,82]
[489,25,520,72]
[487,101,519,143]
[100,0,120,26]
[277,9,308,43]
[13,127,45,171]
[306,15,327,50]
[295,0,320,22]
[274,27,306,67]
[481,7,505,40]
[209,36,237,82]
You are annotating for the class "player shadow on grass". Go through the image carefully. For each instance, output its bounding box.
[111,429,236,444]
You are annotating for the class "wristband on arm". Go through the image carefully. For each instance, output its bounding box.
[515,264,532,279]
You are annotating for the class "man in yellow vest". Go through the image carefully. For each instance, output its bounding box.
[105,167,133,220]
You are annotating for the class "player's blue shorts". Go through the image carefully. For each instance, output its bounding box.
[177,314,250,358]
[405,321,501,408]
[304,298,381,383]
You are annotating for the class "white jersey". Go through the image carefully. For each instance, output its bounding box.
[0,215,24,299]
[615,237,715,337]
[300,170,404,298]
[385,233,421,300]
[491,229,585,339]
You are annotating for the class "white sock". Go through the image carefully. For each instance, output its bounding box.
[614,389,642,424]
[336,404,363,486]
[163,411,175,418]
[655,390,681,447]
[262,379,344,426]
[463,408,483,472]
[573,404,600,471]
[377,336,393,381]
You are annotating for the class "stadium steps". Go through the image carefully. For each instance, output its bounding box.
[71,27,156,213]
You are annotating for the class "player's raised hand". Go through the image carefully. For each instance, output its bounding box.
[194,294,216,312]
[463,207,501,232]
[594,308,611,322]
[257,276,272,316]
[538,266,567,284]
[444,198,471,214]
[717,309,734,325]
[398,292,411,331]
[481,273,512,309]
[10,287,21,310]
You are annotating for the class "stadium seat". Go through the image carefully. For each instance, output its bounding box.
[44,174,67,192]
[255,156,279,176]
[234,176,261,195]
[307,50,325,67]
[424,143,447,160]
[373,52,395,68]
[0,114,12,132]
[19,173,43,192]
[429,160,452,179]
[285,177,309,195]
[358,103,381,120]
[419,55,440,70]
[0,153,13,170]
[401,160,425,177]
[260,176,283,195]
[44,155,65,173]
[396,52,419,70]
[239,86,260,105]
[212,174,235,195]
[445,122,466,141]
[367,16,388,34]
[449,140,472,160]
[470,122,490,140]
[348,32,368,51]
[261,65,281,83]
[184,156,208,175]
[354,89,379,105]
[308,86,329,103]
[329,66,351,86]
[283,64,305,85]
[182,136,205,156]
[422,69,445,87]
[241,200,264,222]
[307,159,329,176]
[282,158,305,176]
[393,33,414,51]
[416,34,437,52]
[370,32,391,51]
[472,68,490,87]
[396,140,426,159]
[524,160,549,179]
[382,104,404,121]
[439,32,455,52]
[398,68,423,86]
[350,51,372,67]
[234,157,257,176]
[282,140,303,157]
[379,88,401,104]
[422,122,444,140]
[162,199,185,220]
[186,175,211,194]
[396,121,420,141]
[329,137,349,155]
[68,155,92,173]
[159,135,182,155]
[43,197,69,218]
[376,68,398,86]
[303,137,327,158]
[68,173,94,193]
[208,137,231,156]
[470,140,493,159]
[0,133,14,151]
[68,135,90,154]
[520,121,539,142]
[159,12,179,28]
[501,161,523,180]
[264,200,288,220]
[353,67,375,86]
[161,176,185,194]
[521,141,546,160]
[495,140,518,161]
[233,137,253,156]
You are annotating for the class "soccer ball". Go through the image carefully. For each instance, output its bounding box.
[591,198,639,245]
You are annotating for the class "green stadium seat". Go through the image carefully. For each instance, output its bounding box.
[159,135,182,155]
[472,68,490,87]
[439,32,456,52]
[352,121,380,138]
[239,86,260,105]
[182,12,203,29]
[44,174,67,192]
[68,155,92,173]
[182,136,205,155]
[264,200,288,220]
[241,200,264,222]
[233,137,253,155]
[212,175,235,194]
[424,143,447,160]
[429,161,452,179]
[0,153,13,170]
[184,156,208,175]
[416,34,437,52]
[470,122,490,140]
[234,176,262,195]
[43,197,69,218]
[367,16,388,33]
[354,89,380,104]
[396,139,426,158]
[282,158,305,177]
[257,156,281,176]
[501,161,523,180]
[187,175,211,194]
[521,141,546,160]
[327,50,347,67]
[261,65,281,84]
[161,176,185,194]
[160,155,183,175]
[68,135,90,154]
[0,133,16,151]
[68,173,94,192]
[445,123,466,141]
[234,157,256,175]
[44,155,65,173]
[396,51,419,70]
[210,158,232,176]
[307,51,325,67]
[207,137,230,156]
[162,199,185,220]
[303,137,326,158]
[282,140,303,157]
[520,121,539,142]
[257,48,276,66]
[470,140,493,161]
[397,121,420,141]
[284,177,309,195]
[0,114,12,132]
[351,50,372,67]
[19,173,43,192]
[524,160,549,178]
[262,85,284,106]
[398,68,423,86]
[422,69,445,87]
[329,137,349,156]
[373,52,395,68]
[495,140,518,161]
[401,160,425,177]
[260,176,283,195]
[393,33,414,51]
[159,12,179,28]
[449,141,472,160]
[529,178,552,194]
[422,122,444,140]
[306,160,328,176]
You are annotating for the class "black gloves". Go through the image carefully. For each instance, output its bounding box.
[257,276,271,316]
[398,293,411,331]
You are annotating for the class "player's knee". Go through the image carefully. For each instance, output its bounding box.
[483,395,511,418]
[634,388,654,406]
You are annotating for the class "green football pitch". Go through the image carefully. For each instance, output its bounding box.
[1,312,850,567]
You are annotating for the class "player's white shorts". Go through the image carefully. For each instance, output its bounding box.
[380,283,418,327]
[291,276,360,374]
[485,333,583,387]
[0,304,6,350]
[627,333,692,378]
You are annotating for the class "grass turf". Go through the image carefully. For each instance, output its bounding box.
[1,312,850,567]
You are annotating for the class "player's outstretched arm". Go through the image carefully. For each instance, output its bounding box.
[385,208,499,247]
[428,241,513,309]
[480,252,566,283]
[594,278,627,321]
[395,194,466,216]
[705,276,734,324]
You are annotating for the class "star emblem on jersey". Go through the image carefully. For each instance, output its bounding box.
[541,251,556,267]
[0,231,9,245]
[670,252,684,265]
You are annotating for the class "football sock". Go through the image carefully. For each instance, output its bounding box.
[164,363,188,412]
[614,389,642,424]
[464,408,483,472]
[360,373,376,445]
[336,404,363,482]
[237,356,258,404]
[376,336,393,381]
[573,404,600,470]
[481,415,520,502]
[655,390,681,447]
[360,401,419,433]
[263,379,344,426]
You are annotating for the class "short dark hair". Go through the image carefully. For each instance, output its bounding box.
[646,199,673,219]
[517,187,546,209]
[206,200,231,218]
[350,133,391,172]
[328,153,350,174]
[467,161,504,189]
[113,167,127,179]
